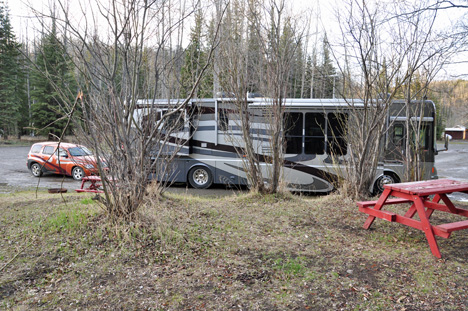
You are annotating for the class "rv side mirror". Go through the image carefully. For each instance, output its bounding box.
[436,135,449,154]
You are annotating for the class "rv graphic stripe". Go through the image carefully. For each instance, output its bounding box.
[189,139,339,184]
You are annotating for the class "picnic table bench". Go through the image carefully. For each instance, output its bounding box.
[357,179,468,258]
[75,176,104,193]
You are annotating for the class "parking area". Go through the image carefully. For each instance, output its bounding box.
[1,142,467,199]
[0,145,241,196]
[435,141,468,201]
[0,145,81,193]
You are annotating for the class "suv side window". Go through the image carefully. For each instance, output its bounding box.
[30,144,42,154]
[43,146,55,155]
[56,148,68,157]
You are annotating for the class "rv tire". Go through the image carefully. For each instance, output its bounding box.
[373,173,398,195]
[188,166,213,189]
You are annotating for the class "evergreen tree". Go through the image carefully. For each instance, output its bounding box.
[246,0,263,94]
[302,46,324,99]
[309,48,320,98]
[180,10,212,98]
[316,34,337,98]
[31,20,76,138]
[289,40,304,98]
[0,3,26,138]
[302,55,313,98]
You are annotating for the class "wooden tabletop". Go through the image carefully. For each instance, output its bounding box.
[82,176,102,181]
[384,179,468,196]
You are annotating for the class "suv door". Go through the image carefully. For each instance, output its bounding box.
[41,145,58,173]
[55,148,69,174]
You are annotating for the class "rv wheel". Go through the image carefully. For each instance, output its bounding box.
[188,166,213,189]
[373,173,397,195]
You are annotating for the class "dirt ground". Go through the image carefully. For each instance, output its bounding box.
[1,191,467,310]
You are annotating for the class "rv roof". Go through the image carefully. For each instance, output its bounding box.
[136,98,365,108]
[248,98,364,108]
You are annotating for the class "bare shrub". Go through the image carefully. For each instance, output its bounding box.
[32,0,223,221]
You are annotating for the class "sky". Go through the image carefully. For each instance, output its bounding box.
[6,0,468,80]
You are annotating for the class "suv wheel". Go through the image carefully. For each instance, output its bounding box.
[72,167,85,180]
[30,163,43,177]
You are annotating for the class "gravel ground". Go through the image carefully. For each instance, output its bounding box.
[435,141,468,202]
[0,144,240,196]
[0,141,467,199]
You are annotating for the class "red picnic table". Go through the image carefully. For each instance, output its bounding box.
[75,176,104,193]
[357,179,468,258]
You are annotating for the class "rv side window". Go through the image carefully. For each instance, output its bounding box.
[142,111,162,134]
[284,112,303,154]
[219,109,229,131]
[393,124,404,145]
[413,123,431,150]
[327,113,348,156]
[304,113,325,154]
[163,110,184,132]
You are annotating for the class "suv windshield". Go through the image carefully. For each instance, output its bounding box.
[68,146,93,157]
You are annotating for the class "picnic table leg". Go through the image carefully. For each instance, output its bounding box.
[414,196,442,258]
[89,180,97,190]
[404,203,417,218]
[363,188,391,229]
[424,194,441,219]
[404,194,439,219]
[438,193,459,214]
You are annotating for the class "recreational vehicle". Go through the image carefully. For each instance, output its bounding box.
[133,97,440,193]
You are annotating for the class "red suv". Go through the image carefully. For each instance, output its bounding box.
[27,142,106,180]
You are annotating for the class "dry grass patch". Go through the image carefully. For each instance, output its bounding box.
[0,190,467,310]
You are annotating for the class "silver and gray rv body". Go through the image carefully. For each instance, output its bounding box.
[133,98,439,193]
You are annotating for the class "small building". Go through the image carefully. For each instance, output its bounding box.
[444,125,468,140]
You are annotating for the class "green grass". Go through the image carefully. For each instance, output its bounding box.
[43,209,89,233]
[272,255,307,277]
[80,197,94,205]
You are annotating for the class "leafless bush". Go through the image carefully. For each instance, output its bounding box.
[32,0,223,221]
[332,0,459,198]
[216,0,306,194]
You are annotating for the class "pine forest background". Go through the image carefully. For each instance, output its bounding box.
[1,0,468,140]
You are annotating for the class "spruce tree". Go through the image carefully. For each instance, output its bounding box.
[246,0,263,94]
[319,34,337,98]
[0,3,26,138]
[289,40,304,98]
[31,20,76,138]
[180,10,212,98]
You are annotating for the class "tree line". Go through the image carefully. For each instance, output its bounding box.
[1,0,468,219]
[0,1,341,139]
